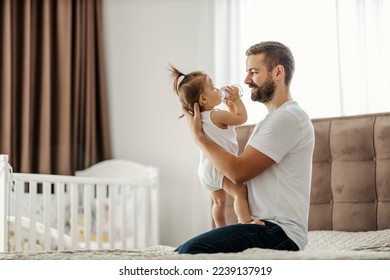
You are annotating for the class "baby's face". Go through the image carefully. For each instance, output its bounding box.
[201,77,222,108]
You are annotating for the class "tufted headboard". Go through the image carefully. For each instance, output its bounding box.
[232,112,390,232]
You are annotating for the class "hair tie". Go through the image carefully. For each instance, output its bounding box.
[176,74,186,92]
[178,74,186,85]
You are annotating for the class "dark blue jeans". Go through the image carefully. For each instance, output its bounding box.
[175,221,299,254]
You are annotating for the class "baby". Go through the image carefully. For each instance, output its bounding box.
[169,64,262,227]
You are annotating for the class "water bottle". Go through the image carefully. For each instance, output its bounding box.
[219,84,243,100]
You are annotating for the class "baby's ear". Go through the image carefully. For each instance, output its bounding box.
[198,94,207,106]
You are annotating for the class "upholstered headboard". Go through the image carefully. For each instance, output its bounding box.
[232,112,390,232]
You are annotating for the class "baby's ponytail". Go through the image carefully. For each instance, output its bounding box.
[169,64,185,95]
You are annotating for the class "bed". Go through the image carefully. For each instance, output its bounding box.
[1,229,390,260]
[1,112,390,260]
[0,155,159,253]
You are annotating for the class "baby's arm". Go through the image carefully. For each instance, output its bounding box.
[212,86,247,127]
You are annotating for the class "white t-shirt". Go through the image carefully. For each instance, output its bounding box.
[246,100,314,249]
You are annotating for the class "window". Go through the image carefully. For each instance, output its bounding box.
[214,0,390,124]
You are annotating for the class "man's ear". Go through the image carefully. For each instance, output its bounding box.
[273,65,285,82]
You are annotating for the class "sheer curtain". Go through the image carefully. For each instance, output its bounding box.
[0,0,111,174]
[336,0,390,116]
[214,0,390,124]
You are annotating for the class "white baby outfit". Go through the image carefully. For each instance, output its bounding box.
[197,110,239,191]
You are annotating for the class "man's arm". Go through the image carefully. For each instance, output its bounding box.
[183,103,274,184]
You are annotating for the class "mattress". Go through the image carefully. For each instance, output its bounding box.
[1,229,390,260]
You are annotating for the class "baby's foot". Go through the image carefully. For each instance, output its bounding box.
[248,219,265,225]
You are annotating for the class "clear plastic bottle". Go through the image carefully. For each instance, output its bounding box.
[219,84,243,100]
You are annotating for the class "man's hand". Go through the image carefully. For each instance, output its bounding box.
[182,102,204,143]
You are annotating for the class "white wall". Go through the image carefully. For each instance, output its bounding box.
[103,0,215,246]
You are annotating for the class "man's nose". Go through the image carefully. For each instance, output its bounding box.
[244,74,251,85]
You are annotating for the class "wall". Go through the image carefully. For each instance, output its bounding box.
[103,0,215,246]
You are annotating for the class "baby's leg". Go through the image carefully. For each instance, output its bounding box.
[222,177,252,224]
[222,177,264,225]
[210,189,227,228]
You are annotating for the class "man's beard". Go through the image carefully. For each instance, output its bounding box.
[250,76,276,103]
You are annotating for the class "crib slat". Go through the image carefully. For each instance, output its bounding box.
[0,155,10,252]
[140,187,147,248]
[145,186,151,246]
[83,183,93,249]
[70,183,78,249]
[28,182,37,251]
[132,187,138,248]
[56,182,65,251]
[108,185,116,249]
[14,181,23,251]
[43,182,52,251]
[96,184,106,249]
[121,186,128,248]
[151,184,158,246]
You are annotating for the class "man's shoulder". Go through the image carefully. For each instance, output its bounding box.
[278,101,312,125]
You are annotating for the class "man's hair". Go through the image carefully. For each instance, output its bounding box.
[246,41,295,86]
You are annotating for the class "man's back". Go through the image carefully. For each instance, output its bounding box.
[246,100,315,249]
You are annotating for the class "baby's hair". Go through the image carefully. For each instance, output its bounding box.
[169,64,207,118]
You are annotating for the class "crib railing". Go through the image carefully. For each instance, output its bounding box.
[0,154,159,252]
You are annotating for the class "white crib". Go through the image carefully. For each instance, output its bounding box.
[0,154,159,252]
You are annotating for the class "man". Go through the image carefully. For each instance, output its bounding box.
[176,41,314,254]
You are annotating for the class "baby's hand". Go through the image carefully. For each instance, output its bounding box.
[224,85,240,101]
[222,86,240,108]
[223,98,235,107]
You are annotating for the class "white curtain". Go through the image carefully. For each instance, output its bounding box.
[214,0,390,123]
[337,0,390,116]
